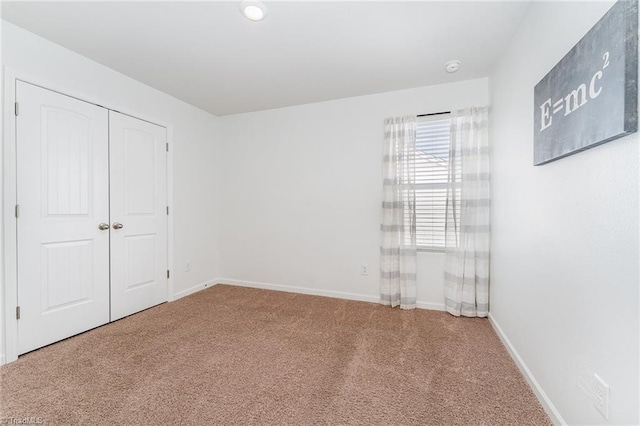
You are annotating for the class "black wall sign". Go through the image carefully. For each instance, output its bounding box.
[533,0,638,166]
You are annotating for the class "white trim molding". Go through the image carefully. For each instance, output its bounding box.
[215,277,445,312]
[488,313,566,426]
[216,278,381,304]
[416,301,446,311]
[165,125,175,304]
[3,67,19,365]
[172,280,218,301]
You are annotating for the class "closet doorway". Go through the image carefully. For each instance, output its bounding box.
[15,81,168,354]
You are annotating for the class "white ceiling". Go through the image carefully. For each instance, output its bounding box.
[2,1,530,116]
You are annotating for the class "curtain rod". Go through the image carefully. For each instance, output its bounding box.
[416,111,451,117]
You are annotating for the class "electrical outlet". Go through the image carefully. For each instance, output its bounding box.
[360,263,369,276]
[185,261,191,272]
[593,373,610,420]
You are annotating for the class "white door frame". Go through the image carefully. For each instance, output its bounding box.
[2,66,175,364]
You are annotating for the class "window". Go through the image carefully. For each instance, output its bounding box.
[413,116,455,251]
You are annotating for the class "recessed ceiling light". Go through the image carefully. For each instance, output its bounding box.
[444,60,461,73]
[240,0,268,21]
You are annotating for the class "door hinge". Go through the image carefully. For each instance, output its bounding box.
[15,204,19,218]
[166,142,169,152]
[166,206,169,215]
[16,306,20,320]
[167,270,170,279]
[14,102,19,116]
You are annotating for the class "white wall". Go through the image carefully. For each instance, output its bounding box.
[1,21,221,361]
[218,79,488,308]
[6,8,637,423]
[489,2,639,424]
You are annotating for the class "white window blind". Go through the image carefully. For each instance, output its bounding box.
[411,116,455,250]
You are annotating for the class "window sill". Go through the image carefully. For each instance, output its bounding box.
[417,247,445,254]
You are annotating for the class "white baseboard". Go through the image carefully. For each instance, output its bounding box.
[416,301,446,311]
[215,277,444,312]
[215,278,380,304]
[488,313,565,426]
[171,279,218,301]
[0,353,5,366]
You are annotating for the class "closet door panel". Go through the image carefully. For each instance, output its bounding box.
[109,111,168,321]
[16,81,110,354]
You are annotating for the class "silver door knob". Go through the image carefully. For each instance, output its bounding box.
[112,222,124,230]
[98,223,109,231]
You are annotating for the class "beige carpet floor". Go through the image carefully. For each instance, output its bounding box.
[0,285,550,425]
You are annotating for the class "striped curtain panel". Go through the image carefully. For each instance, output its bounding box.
[380,116,417,310]
[444,107,490,317]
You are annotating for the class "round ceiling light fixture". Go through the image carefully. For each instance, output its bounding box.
[240,0,268,21]
[444,60,461,73]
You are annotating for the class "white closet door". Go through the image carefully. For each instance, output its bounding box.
[16,82,110,354]
[109,111,168,321]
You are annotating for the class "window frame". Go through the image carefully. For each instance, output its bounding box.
[414,113,453,253]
